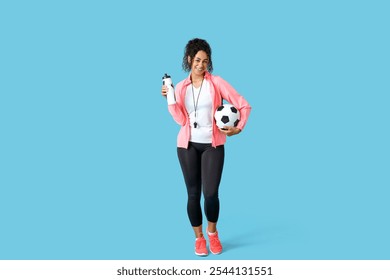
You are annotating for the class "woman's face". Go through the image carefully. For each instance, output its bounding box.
[189,50,209,76]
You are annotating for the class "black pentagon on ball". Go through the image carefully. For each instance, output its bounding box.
[230,107,238,113]
[221,116,230,124]
[234,119,239,127]
[217,105,224,111]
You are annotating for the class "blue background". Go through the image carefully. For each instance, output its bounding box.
[1,0,389,260]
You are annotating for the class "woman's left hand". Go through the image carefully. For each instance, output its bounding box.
[219,126,241,137]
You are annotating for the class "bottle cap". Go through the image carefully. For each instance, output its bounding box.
[162,73,171,80]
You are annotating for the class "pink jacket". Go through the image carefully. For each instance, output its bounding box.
[168,72,251,148]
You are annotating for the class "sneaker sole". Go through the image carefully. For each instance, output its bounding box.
[195,252,208,256]
[210,249,222,255]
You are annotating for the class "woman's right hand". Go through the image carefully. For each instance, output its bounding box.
[161,85,168,97]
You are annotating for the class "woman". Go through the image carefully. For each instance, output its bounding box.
[161,38,251,256]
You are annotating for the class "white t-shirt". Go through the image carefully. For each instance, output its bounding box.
[184,80,213,143]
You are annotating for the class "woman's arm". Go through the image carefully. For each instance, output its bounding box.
[162,83,188,126]
[214,76,252,132]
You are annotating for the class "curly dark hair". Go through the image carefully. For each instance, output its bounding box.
[182,38,213,73]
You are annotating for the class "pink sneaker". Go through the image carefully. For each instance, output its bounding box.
[208,231,222,254]
[195,236,208,256]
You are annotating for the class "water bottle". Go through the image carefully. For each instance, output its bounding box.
[162,73,176,105]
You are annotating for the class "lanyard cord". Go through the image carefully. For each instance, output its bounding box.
[191,79,204,128]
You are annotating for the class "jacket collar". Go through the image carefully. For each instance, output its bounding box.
[183,71,212,87]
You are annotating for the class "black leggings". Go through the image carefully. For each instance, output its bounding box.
[177,142,225,227]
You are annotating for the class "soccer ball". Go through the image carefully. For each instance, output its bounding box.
[214,103,240,129]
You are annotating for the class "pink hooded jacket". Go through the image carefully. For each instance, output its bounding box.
[168,72,251,149]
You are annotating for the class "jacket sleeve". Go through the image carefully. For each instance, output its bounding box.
[167,82,187,126]
[214,76,252,131]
